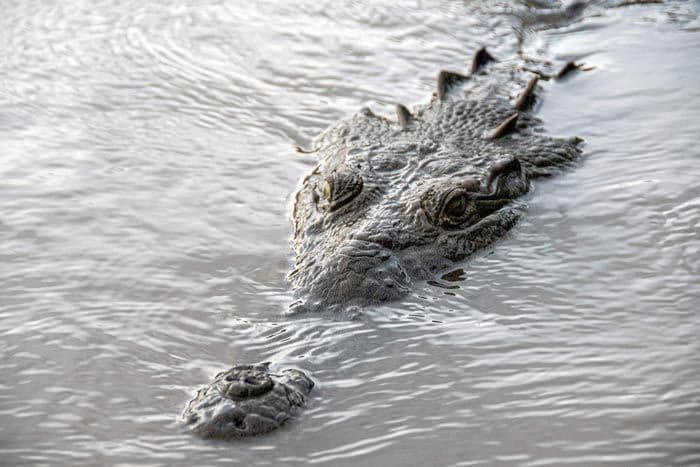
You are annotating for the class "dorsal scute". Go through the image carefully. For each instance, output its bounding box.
[515,76,539,111]
[437,70,469,100]
[471,47,496,73]
[395,104,413,129]
[483,113,519,140]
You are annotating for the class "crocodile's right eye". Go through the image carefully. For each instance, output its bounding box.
[317,167,363,212]
[421,180,480,227]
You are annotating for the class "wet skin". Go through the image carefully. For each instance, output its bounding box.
[182,47,582,439]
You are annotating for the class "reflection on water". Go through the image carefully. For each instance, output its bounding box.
[1,1,699,465]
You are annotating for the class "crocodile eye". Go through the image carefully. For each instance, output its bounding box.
[317,167,363,212]
[421,181,480,227]
[440,191,476,226]
[321,180,333,200]
[443,194,467,218]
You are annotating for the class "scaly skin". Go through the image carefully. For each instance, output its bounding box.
[182,48,582,439]
[182,363,313,438]
[288,52,581,311]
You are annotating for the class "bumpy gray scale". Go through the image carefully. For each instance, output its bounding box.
[289,50,581,311]
[181,363,314,438]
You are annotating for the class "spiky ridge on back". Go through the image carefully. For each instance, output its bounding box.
[306,51,580,182]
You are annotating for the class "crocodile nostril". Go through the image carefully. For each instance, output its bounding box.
[220,411,248,431]
[220,369,275,400]
[244,375,263,387]
[233,417,247,431]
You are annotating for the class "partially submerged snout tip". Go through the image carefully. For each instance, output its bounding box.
[181,363,313,439]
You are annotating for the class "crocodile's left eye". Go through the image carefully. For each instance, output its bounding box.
[443,193,468,218]
[321,180,332,200]
[317,167,363,212]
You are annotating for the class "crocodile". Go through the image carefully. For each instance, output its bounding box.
[181,47,582,439]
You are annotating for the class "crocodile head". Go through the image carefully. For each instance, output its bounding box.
[289,58,581,311]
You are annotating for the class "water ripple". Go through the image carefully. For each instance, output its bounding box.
[1,0,699,466]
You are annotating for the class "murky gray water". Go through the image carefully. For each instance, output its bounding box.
[1,1,699,465]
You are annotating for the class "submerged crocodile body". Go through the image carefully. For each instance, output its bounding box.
[182,47,582,438]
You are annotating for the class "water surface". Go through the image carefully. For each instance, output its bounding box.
[1,1,699,465]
